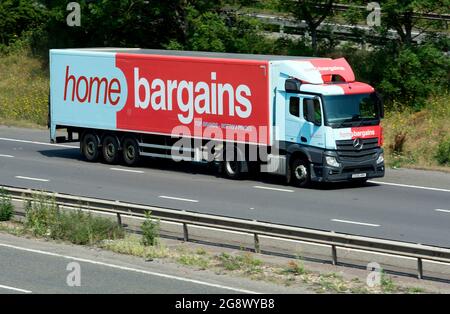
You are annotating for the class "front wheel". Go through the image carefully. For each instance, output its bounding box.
[122,137,141,166]
[290,158,311,188]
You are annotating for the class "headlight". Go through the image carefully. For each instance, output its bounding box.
[325,156,340,168]
[377,153,384,164]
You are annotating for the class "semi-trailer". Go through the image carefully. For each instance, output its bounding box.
[49,48,385,187]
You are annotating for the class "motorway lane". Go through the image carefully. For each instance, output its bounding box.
[0,233,268,294]
[0,126,449,247]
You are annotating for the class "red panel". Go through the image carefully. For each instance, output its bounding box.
[308,58,356,82]
[115,53,270,145]
[350,126,382,146]
[336,82,374,95]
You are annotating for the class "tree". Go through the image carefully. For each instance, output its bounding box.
[380,0,450,46]
[0,0,46,45]
[283,0,334,55]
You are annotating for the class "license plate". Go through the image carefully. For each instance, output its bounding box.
[352,173,367,178]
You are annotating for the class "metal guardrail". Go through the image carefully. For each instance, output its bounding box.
[2,185,450,279]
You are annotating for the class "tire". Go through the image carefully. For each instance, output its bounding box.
[102,135,120,164]
[290,158,311,188]
[223,160,244,179]
[81,133,100,162]
[122,137,140,166]
[222,148,247,180]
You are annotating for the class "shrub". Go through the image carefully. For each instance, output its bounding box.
[141,211,160,246]
[435,138,450,165]
[24,194,59,236]
[24,193,124,244]
[0,188,13,221]
[51,210,124,245]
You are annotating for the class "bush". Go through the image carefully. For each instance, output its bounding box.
[24,193,124,244]
[435,138,450,165]
[141,211,160,246]
[0,188,13,221]
[24,194,59,236]
[51,210,124,245]
[379,44,450,110]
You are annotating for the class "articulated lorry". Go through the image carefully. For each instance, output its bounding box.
[49,48,385,187]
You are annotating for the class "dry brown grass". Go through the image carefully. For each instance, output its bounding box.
[0,49,48,126]
[382,93,450,170]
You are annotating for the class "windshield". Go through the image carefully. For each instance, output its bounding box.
[323,93,380,128]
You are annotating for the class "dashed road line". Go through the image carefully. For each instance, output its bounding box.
[0,137,76,148]
[331,219,380,227]
[14,176,49,182]
[253,185,294,193]
[159,195,199,203]
[110,167,144,174]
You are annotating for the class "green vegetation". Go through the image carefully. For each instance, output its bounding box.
[218,252,263,274]
[177,254,210,269]
[100,235,169,259]
[0,188,13,221]
[282,260,307,275]
[383,93,450,169]
[435,137,450,166]
[24,193,124,245]
[141,211,160,246]
[380,270,396,293]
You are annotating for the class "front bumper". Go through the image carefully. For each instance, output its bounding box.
[310,150,385,183]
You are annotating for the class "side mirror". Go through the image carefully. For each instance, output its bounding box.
[373,92,384,118]
[285,79,301,93]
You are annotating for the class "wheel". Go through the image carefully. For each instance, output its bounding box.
[102,135,120,164]
[290,158,311,188]
[222,147,247,180]
[122,137,140,166]
[81,133,100,162]
[223,160,244,179]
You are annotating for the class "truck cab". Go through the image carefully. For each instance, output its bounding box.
[272,58,385,186]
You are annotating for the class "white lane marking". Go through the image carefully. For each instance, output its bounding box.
[0,284,32,294]
[159,195,199,203]
[253,185,294,193]
[0,137,77,148]
[368,180,450,193]
[110,167,144,174]
[0,243,257,294]
[0,154,14,158]
[435,209,450,213]
[331,219,380,227]
[15,176,49,182]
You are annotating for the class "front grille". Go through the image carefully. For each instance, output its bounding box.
[335,138,379,162]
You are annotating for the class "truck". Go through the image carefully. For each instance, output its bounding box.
[49,48,385,187]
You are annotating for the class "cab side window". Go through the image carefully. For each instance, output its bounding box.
[303,98,322,125]
[289,97,300,117]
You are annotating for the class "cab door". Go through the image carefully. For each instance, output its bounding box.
[300,96,325,148]
[285,94,302,143]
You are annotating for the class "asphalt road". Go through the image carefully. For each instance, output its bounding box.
[0,126,449,248]
[0,233,300,294]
